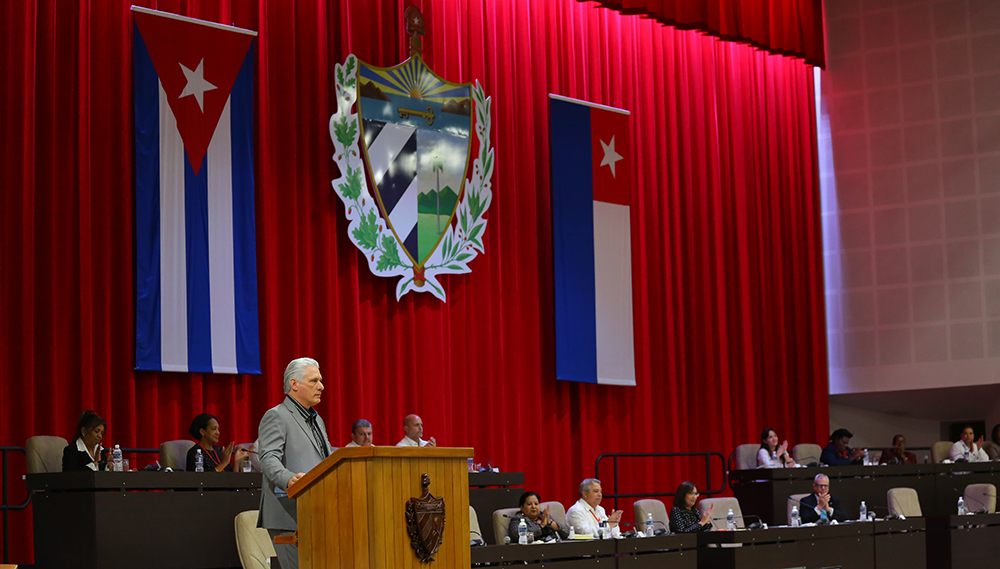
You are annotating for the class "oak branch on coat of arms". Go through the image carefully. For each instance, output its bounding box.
[330,6,494,301]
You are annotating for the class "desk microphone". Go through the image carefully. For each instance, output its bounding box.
[796,456,820,468]
[712,514,764,530]
[470,530,486,547]
[864,504,900,520]
[953,488,990,514]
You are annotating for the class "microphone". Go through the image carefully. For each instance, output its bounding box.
[796,456,820,467]
[864,504,900,520]
[480,459,498,473]
[712,514,764,530]
[954,489,990,514]
[470,530,486,547]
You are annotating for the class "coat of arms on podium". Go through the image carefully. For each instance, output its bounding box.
[405,473,446,562]
[330,7,494,301]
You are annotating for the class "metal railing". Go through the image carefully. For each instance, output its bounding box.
[594,451,727,511]
[0,445,161,563]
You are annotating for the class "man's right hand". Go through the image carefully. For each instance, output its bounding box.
[817,493,830,510]
[426,436,437,447]
[287,472,306,488]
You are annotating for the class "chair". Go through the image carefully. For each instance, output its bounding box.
[633,499,669,534]
[492,507,519,544]
[234,510,275,569]
[791,443,822,465]
[470,506,483,543]
[159,440,195,470]
[734,444,760,470]
[235,440,260,472]
[698,497,744,530]
[887,487,922,517]
[788,493,810,525]
[964,483,996,514]
[540,501,566,526]
[931,441,953,463]
[982,441,999,461]
[25,436,68,473]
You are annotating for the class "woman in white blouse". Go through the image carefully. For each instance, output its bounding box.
[757,428,796,468]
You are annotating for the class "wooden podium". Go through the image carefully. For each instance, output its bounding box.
[287,446,473,569]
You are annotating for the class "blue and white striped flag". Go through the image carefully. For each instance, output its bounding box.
[133,8,260,374]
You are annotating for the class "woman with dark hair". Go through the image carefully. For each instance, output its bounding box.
[669,481,713,533]
[185,413,251,472]
[506,491,570,542]
[757,428,796,468]
[62,410,108,472]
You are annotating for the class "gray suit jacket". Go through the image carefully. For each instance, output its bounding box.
[257,397,335,531]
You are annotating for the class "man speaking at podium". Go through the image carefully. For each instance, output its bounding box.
[258,357,335,569]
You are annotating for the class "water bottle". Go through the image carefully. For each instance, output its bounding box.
[568,526,575,539]
[791,506,800,527]
[859,501,867,521]
[863,449,869,466]
[964,449,970,462]
[518,516,528,544]
[646,512,654,537]
[242,456,252,473]
[772,450,778,466]
[598,521,605,539]
[726,509,736,530]
[195,448,204,472]
[112,445,123,472]
[958,496,966,516]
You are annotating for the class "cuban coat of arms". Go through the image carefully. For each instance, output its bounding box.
[329,8,494,301]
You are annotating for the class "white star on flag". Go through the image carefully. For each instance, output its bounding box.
[600,136,624,178]
[178,58,217,112]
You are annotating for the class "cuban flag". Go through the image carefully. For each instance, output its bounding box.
[549,94,635,386]
[133,7,260,374]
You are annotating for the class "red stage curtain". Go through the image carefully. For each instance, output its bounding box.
[0,0,826,562]
[585,0,826,67]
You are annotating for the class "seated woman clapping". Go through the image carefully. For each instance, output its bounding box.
[185,413,252,472]
[669,481,713,533]
[507,492,570,542]
[757,428,796,468]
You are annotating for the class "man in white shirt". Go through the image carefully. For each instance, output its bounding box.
[396,414,437,447]
[950,426,989,462]
[565,478,623,538]
[345,419,373,447]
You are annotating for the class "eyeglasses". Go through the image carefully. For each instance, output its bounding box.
[687,491,700,496]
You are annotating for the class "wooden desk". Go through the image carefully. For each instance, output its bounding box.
[27,471,260,569]
[729,463,1000,526]
[696,523,874,569]
[926,513,1000,569]
[873,519,926,569]
[470,539,613,567]
[616,534,697,569]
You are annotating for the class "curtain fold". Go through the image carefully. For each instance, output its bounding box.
[587,0,826,67]
[0,0,826,562]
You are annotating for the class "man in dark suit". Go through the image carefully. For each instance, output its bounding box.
[257,357,335,569]
[799,474,848,523]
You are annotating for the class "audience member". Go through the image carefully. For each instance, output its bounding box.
[506,491,570,542]
[984,424,1000,461]
[798,474,847,523]
[185,413,251,472]
[258,357,334,569]
[949,426,989,462]
[345,419,373,447]
[668,481,713,533]
[396,414,436,447]
[878,434,916,465]
[62,410,108,472]
[820,428,864,466]
[758,428,796,468]
[566,478,623,537]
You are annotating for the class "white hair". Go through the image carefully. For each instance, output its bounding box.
[283,357,319,394]
[579,478,601,498]
[813,473,829,484]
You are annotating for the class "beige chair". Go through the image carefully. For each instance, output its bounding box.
[235,440,260,472]
[492,507,519,544]
[234,510,274,569]
[982,441,999,461]
[788,493,810,525]
[931,441,953,463]
[539,501,567,526]
[964,483,996,514]
[25,436,68,473]
[791,444,822,465]
[734,444,761,470]
[633,499,669,534]
[470,505,483,542]
[698,497,744,530]
[159,440,195,470]
[887,487,922,517]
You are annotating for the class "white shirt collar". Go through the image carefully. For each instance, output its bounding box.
[577,498,606,520]
[76,438,101,471]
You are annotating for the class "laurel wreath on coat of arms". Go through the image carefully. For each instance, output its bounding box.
[329,54,494,301]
